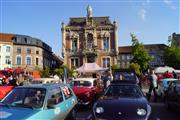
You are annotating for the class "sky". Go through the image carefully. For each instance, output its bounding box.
[0,0,179,55]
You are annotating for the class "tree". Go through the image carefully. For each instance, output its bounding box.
[130,33,152,73]
[129,63,141,77]
[111,64,120,74]
[40,67,50,78]
[54,65,73,80]
[164,39,180,69]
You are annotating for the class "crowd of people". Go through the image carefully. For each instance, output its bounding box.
[0,73,32,86]
[146,69,179,102]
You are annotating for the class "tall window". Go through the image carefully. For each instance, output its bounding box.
[16,56,21,65]
[27,48,31,54]
[102,58,110,68]
[5,56,11,64]
[6,46,10,52]
[71,58,79,68]
[26,57,31,65]
[17,48,21,54]
[72,38,78,51]
[36,51,39,54]
[103,37,109,50]
[36,58,39,65]
[87,33,93,49]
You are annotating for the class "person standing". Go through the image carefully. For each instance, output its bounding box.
[147,69,158,102]
[172,71,177,79]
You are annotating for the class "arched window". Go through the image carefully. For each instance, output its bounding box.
[87,33,93,49]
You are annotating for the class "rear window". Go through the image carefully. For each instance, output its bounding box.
[113,71,136,81]
[71,80,92,87]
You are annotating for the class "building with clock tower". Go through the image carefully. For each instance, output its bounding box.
[61,5,118,69]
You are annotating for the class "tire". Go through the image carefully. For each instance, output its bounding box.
[66,108,77,120]
[165,98,170,110]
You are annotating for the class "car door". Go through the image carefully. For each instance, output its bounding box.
[36,87,67,120]
[61,85,77,115]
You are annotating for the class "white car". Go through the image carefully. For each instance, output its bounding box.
[30,78,61,84]
[157,78,177,100]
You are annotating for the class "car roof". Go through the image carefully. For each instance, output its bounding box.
[73,78,96,82]
[111,80,137,85]
[16,83,67,89]
[160,78,177,82]
[32,78,59,81]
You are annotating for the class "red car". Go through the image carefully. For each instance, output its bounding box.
[0,86,14,100]
[70,78,103,105]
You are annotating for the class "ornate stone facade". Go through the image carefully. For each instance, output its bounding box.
[62,5,118,69]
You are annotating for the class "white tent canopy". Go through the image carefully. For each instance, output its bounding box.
[154,66,175,73]
[76,63,107,73]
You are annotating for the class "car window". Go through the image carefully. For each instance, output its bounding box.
[62,86,73,99]
[105,85,143,98]
[2,88,46,108]
[48,87,63,106]
[71,80,92,87]
[113,71,136,81]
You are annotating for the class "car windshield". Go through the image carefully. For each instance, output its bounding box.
[71,80,92,87]
[113,71,136,81]
[176,84,180,92]
[1,88,46,109]
[105,85,143,98]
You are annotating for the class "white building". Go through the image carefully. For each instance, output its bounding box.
[0,33,14,70]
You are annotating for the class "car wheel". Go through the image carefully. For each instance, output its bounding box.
[165,98,170,110]
[66,108,77,120]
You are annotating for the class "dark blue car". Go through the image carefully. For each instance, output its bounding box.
[93,80,152,120]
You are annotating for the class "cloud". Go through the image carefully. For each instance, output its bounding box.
[139,8,146,21]
[163,0,176,10]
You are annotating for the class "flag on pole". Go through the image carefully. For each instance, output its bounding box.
[63,68,67,84]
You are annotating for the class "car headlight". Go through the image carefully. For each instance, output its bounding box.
[96,107,104,114]
[137,108,146,116]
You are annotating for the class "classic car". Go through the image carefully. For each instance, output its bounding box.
[93,80,152,120]
[70,78,103,106]
[165,80,180,112]
[0,84,77,120]
[157,78,177,100]
[30,78,61,84]
[113,69,139,84]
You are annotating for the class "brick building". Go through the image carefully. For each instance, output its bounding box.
[118,44,168,68]
[0,33,63,70]
[172,32,180,46]
[61,5,118,69]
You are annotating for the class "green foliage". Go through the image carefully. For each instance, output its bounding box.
[164,46,180,69]
[54,65,73,79]
[111,64,120,74]
[130,33,152,72]
[40,67,50,78]
[130,63,141,77]
[111,64,120,70]
[34,66,41,71]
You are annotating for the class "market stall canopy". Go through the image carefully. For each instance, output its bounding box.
[154,66,175,73]
[76,63,107,73]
